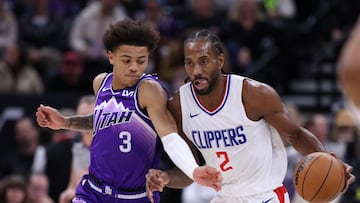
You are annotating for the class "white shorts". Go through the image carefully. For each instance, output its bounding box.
[210,185,290,203]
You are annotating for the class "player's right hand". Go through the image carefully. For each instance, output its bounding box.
[145,169,169,203]
[36,104,66,130]
[193,165,222,192]
[330,153,356,193]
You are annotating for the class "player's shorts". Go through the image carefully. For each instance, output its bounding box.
[210,185,290,203]
[72,175,159,203]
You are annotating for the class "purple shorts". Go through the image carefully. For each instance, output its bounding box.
[72,175,160,203]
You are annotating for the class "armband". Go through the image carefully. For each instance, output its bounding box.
[161,133,198,180]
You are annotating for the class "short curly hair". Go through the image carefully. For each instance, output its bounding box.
[103,18,160,53]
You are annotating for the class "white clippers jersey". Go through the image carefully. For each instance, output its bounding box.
[179,74,287,196]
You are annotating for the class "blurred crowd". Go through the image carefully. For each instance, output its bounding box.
[1,0,359,95]
[0,0,360,202]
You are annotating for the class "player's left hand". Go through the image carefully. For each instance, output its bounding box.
[193,165,222,192]
[330,153,356,193]
[340,161,355,193]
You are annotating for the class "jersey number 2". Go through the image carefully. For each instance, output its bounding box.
[216,151,233,172]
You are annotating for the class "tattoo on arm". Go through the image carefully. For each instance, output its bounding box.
[67,114,94,131]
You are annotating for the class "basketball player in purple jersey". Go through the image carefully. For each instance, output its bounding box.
[145,30,355,203]
[36,19,221,203]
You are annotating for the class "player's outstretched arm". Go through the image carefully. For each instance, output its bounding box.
[36,104,94,132]
[36,104,67,130]
[139,80,222,189]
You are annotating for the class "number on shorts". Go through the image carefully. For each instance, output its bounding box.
[216,151,233,172]
[119,131,131,153]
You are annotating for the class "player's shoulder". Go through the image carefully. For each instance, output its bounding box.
[137,76,163,91]
[93,72,108,83]
[137,76,168,100]
[93,72,109,94]
[243,78,278,98]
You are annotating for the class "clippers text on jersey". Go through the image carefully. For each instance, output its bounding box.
[191,125,247,149]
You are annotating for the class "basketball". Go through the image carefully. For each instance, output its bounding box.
[293,152,345,203]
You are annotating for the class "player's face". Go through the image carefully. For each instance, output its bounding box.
[108,45,149,89]
[184,40,223,95]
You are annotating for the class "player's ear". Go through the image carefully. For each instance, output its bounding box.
[217,53,225,70]
[107,50,114,65]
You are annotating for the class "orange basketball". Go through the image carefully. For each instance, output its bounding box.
[293,152,345,203]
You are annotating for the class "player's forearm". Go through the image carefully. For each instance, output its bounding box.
[65,114,94,131]
[289,127,326,156]
[165,167,193,189]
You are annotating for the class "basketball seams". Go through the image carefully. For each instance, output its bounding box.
[300,154,324,199]
[309,156,333,202]
[327,158,345,202]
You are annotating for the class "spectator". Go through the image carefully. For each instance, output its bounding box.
[32,108,77,202]
[46,51,92,94]
[0,174,27,203]
[69,0,128,79]
[333,109,358,144]
[222,0,276,82]
[0,0,18,58]
[17,0,66,81]
[301,113,344,160]
[262,0,296,20]
[26,172,53,203]
[0,117,41,179]
[0,43,44,94]
[181,0,227,36]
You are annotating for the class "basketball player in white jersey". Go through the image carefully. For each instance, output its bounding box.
[337,15,360,125]
[145,29,355,203]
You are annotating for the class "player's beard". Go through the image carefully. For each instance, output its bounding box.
[193,69,220,95]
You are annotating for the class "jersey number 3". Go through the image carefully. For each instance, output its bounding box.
[216,151,233,172]
[119,131,131,153]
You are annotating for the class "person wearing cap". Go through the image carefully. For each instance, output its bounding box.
[46,51,92,94]
[333,109,358,144]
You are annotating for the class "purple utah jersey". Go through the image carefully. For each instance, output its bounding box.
[89,73,163,191]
